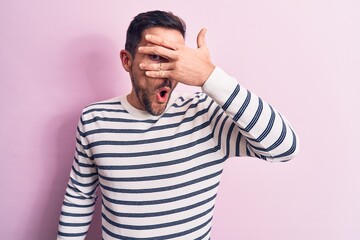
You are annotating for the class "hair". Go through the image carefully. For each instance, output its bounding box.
[125,10,186,57]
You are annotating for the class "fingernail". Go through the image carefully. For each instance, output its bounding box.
[139,63,145,68]
[138,47,143,52]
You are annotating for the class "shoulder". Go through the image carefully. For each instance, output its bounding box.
[167,92,216,116]
[172,92,212,108]
[80,96,126,119]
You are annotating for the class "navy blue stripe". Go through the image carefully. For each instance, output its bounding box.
[102,217,212,240]
[83,108,127,116]
[252,104,276,142]
[265,114,287,151]
[83,116,157,125]
[235,132,242,156]
[208,105,225,146]
[223,84,240,111]
[233,90,251,121]
[100,170,222,194]
[249,110,287,152]
[272,128,298,159]
[80,116,86,126]
[65,192,88,200]
[246,143,251,156]
[87,101,121,107]
[102,182,220,206]
[63,201,96,208]
[75,146,90,159]
[195,227,212,240]
[225,122,236,158]
[171,93,206,108]
[93,132,213,159]
[99,157,225,182]
[59,220,91,227]
[162,110,193,118]
[61,210,94,217]
[58,231,87,237]
[84,120,211,149]
[163,94,209,115]
[244,98,263,132]
[67,183,98,196]
[102,194,217,218]
[72,166,98,178]
[103,205,214,230]
[249,113,287,152]
[74,156,95,168]
[96,145,217,171]
[81,127,144,136]
[208,105,223,136]
[214,114,230,157]
[70,177,98,188]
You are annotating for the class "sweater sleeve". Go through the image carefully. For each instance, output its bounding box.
[202,67,299,162]
[57,114,99,239]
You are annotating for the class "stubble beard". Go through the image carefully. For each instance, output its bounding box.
[131,76,173,116]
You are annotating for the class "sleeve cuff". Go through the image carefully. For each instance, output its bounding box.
[202,67,240,107]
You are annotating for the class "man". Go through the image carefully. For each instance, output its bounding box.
[58,10,299,240]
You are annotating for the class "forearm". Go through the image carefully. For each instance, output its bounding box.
[58,117,99,239]
[58,178,97,239]
[202,67,299,162]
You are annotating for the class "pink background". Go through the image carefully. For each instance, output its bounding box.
[1,0,359,239]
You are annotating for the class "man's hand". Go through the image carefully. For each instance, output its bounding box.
[138,28,215,87]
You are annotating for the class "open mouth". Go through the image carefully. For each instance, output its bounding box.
[156,87,170,103]
[160,90,167,97]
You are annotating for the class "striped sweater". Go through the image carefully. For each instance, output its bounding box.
[58,67,299,239]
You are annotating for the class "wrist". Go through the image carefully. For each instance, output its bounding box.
[200,63,216,87]
[202,67,239,104]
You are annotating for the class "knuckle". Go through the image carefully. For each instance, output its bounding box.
[167,72,173,79]
[154,47,161,55]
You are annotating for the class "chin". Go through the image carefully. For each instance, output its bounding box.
[149,108,166,116]
[147,103,167,116]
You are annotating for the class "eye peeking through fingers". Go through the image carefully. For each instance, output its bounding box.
[149,54,168,62]
[149,54,161,61]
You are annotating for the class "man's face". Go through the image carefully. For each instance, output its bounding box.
[124,27,185,116]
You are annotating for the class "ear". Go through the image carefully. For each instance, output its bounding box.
[120,50,133,72]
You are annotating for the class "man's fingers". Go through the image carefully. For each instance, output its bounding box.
[139,62,173,71]
[145,34,178,51]
[197,28,207,48]
[138,46,177,59]
[145,70,171,79]
[141,62,173,78]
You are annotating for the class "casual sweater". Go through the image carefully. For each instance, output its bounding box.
[57,67,299,240]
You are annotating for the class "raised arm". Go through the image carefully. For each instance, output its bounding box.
[138,28,299,162]
[202,67,299,162]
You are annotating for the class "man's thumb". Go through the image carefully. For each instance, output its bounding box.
[197,28,207,48]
